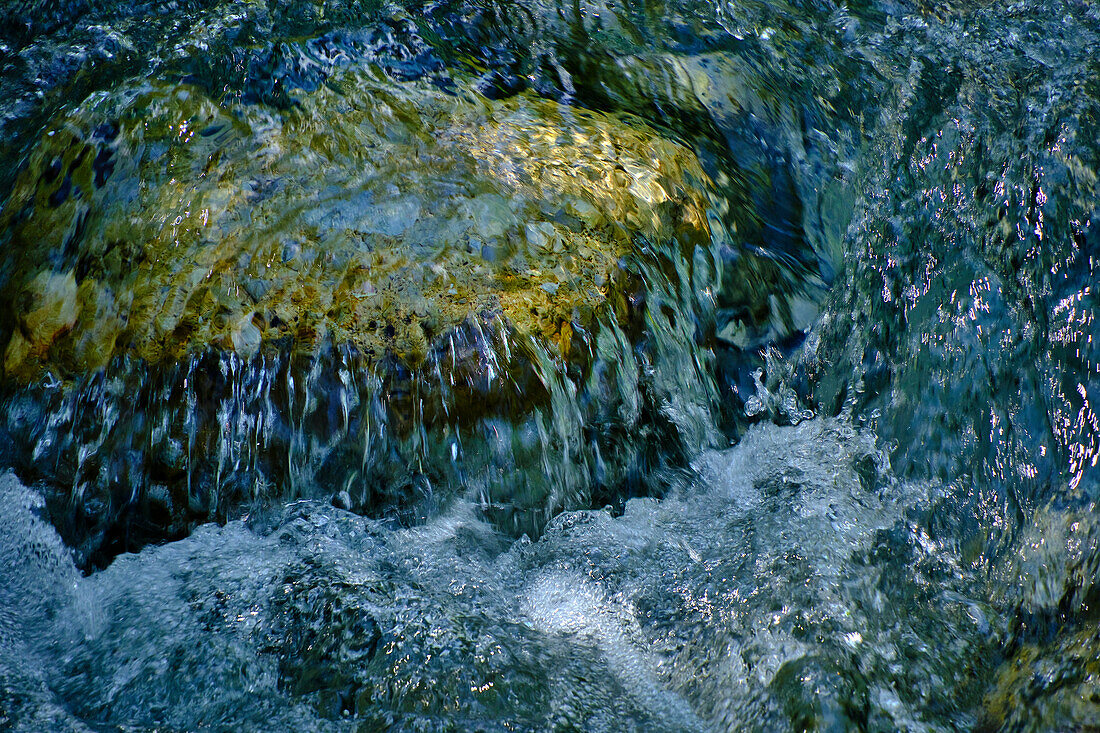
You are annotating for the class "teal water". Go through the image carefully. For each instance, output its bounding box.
[1,0,1098,730]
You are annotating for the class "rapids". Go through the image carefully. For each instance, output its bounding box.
[1,0,1098,730]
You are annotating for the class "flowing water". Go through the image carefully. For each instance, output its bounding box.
[0,0,1098,730]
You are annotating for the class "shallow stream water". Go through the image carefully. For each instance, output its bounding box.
[1,0,1098,730]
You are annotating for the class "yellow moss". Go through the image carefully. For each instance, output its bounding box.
[3,332,34,380]
[983,628,1100,730]
[0,69,717,381]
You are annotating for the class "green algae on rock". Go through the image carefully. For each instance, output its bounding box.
[982,628,1100,731]
[0,68,712,380]
[0,67,725,565]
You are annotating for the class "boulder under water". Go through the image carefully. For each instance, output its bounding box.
[0,65,729,564]
[1,0,1098,730]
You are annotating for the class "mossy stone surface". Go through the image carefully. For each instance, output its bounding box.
[0,66,727,565]
[1,68,713,382]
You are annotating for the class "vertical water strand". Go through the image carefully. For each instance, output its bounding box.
[211,351,236,512]
[332,346,356,499]
[425,347,463,497]
[586,314,643,498]
[26,381,60,466]
[55,380,86,510]
[635,238,722,455]
[247,350,277,506]
[411,356,429,502]
[357,367,386,510]
[442,331,466,491]
[282,353,298,498]
[523,330,587,527]
[213,349,259,514]
[285,350,326,497]
[98,375,123,504]
[182,356,199,518]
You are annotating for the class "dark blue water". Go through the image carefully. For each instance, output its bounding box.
[1,0,1098,730]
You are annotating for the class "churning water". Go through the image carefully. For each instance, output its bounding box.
[0,0,1098,730]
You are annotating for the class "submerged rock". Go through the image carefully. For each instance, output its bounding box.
[983,503,1100,730]
[0,68,711,378]
[0,0,841,570]
[0,66,724,565]
[982,628,1100,731]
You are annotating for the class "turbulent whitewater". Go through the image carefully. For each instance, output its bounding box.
[1,0,1098,730]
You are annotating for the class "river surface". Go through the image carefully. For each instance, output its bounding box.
[1,0,1098,730]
